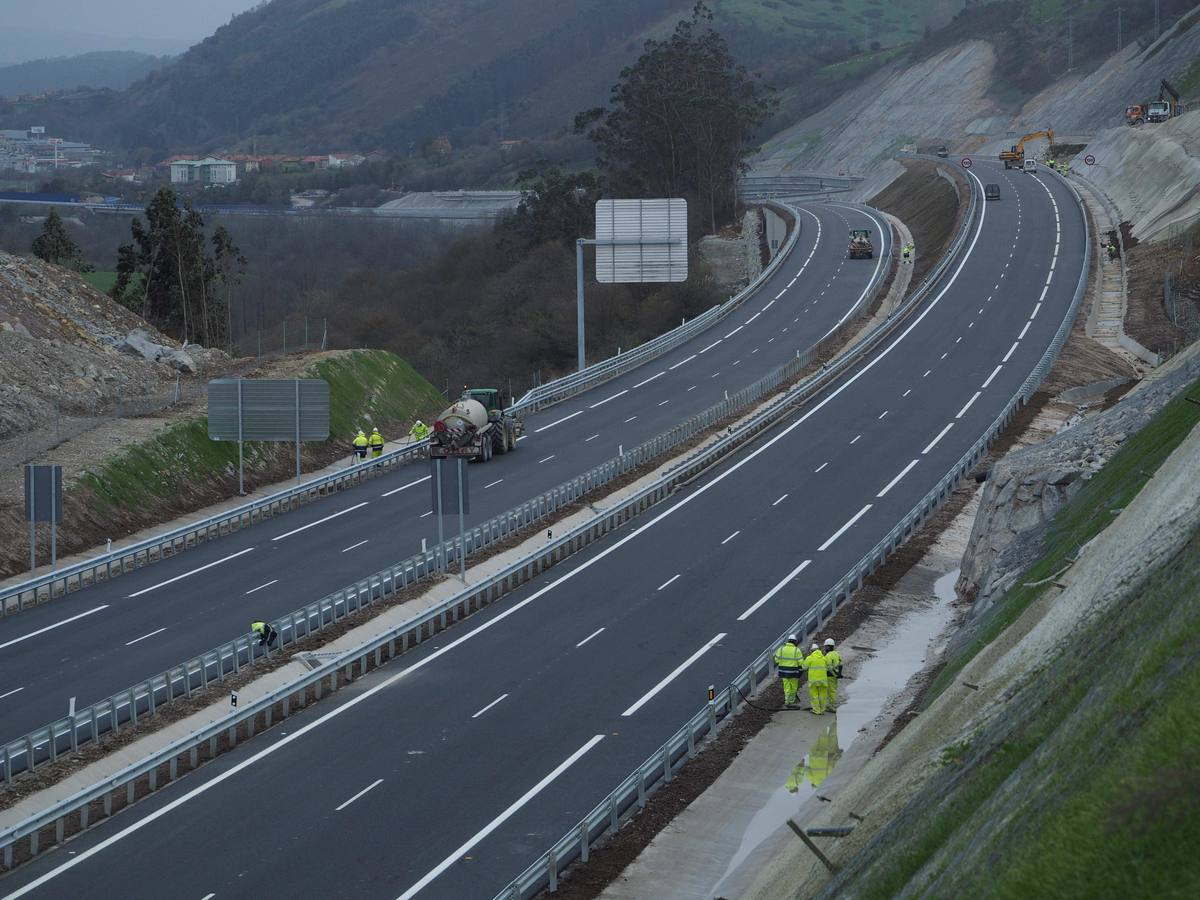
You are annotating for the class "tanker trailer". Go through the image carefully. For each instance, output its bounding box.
[430,388,521,462]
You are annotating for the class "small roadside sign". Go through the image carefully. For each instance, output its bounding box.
[961,157,973,169]
[1084,154,1096,166]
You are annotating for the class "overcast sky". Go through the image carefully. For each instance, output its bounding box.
[0,0,263,62]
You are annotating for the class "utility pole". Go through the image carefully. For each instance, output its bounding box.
[1117,6,1123,52]
[1067,13,1074,70]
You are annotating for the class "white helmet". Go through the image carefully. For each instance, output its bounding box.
[811,643,820,651]
[824,638,835,647]
[787,634,798,643]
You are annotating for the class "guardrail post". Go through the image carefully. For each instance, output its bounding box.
[662,746,672,783]
[547,851,558,892]
[48,723,57,762]
[3,745,10,783]
[70,715,78,753]
[129,688,137,726]
[579,821,590,863]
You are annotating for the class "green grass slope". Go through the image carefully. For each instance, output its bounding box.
[820,381,1200,899]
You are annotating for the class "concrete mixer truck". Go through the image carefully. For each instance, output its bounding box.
[430,388,522,462]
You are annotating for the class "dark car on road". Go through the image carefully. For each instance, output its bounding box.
[985,183,1001,201]
[936,146,950,157]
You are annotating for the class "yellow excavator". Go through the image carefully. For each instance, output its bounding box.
[999,128,1055,169]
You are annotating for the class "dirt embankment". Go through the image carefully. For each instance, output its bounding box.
[868,160,965,288]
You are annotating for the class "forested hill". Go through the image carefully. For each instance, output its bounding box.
[0,51,166,97]
[0,0,961,158]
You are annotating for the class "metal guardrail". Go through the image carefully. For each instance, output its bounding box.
[0,179,940,871]
[0,203,801,619]
[494,168,1091,900]
[0,198,884,784]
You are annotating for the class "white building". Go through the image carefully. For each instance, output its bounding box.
[170,157,238,185]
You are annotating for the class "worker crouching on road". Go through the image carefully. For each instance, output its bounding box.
[774,634,805,707]
[803,643,828,714]
[369,426,385,458]
[823,638,843,709]
[251,620,278,648]
[352,429,369,462]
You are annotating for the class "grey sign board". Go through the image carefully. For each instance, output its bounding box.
[207,379,330,442]
[595,198,688,283]
[24,465,63,523]
[430,457,470,517]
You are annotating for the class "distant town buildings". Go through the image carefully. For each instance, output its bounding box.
[0,126,106,173]
[169,157,238,185]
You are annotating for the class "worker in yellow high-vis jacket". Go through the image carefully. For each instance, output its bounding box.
[823,638,843,709]
[368,426,385,458]
[774,635,805,707]
[803,643,828,714]
[352,429,369,462]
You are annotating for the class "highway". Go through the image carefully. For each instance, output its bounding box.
[0,202,889,745]
[0,164,1086,898]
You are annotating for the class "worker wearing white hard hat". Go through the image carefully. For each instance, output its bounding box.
[803,643,829,714]
[823,638,843,709]
[773,635,804,707]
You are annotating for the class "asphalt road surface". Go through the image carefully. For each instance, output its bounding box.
[0,203,889,745]
[0,165,1086,899]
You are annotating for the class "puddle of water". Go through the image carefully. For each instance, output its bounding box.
[708,569,959,898]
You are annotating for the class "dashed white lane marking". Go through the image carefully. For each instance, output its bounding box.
[631,372,665,389]
[850,434,862,445]
[0,605,109,651]
[687,385,697,391]
[902,389,912,397]
[201,894,215,900]
[622,634,727,716]
[336,779,384,812]
[658,399,671,406]
[981,364,1003,389]
[342,539,369,553]
[724,325,744,339]
[657,573,683,591]
[731,360,741,367]
[589,389,628,409]
[922,423,954,455]
[924,369,932,378]
[772,493,789,506]
[814,462,829,473]
[125,627,167,647]
[878,410,888,420]
[0,687,24,701]
[397,736,607,899]
[763,300,776,311]
[1003,342,1019,363]
[623,416,637,423]
[245,579,277,595]
[711,372,720,378]
[956,391,982,419]
[1030,302,1042,320]
[484,479,503,489]
[669,354,697,370]
[1018,320,1032,339]
[774,290,786,300]
[745,313,761,324]
[534,409,584,432]
[576,627,605,648]
[382,475,431,497]
[538,455,557,463]
[700,340,722,353]
[955,336,963,343]
[470,695,509,720]
[272,504,368,541]
[940,352,948,360]
[877,459,920,498]
[130,547,257,596]
[419,511,433,518]
[585,434,600,442]
[721,530,741,545]
[751,347,760,354]
[737,559,811,621]
[818,505,872,552]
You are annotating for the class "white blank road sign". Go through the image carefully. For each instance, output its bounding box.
[595,198,688,283]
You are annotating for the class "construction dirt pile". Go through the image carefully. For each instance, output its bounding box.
[868,161,965,289]
[0,253,229,442]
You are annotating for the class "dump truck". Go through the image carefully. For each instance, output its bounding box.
[1000,128,1054,169]
[848,229,873,259]
[1148,80,1185,123]
[430,388,522,462]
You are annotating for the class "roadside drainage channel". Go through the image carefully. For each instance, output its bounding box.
[0,198,895,787]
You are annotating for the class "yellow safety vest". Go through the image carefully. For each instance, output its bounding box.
[774,642,804,678]
[825,649,842,678]
[803,650,827,683]
[369,432,384,448]
[353,434,368,448]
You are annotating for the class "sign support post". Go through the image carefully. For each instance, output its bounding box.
[237,378,245,495]
[28,465,35,573]
[295,379,301,483]
[50,470,57,570]
[457,458,467,584]
[435,459,445,572]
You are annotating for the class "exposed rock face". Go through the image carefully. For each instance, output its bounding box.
[117,329,197,373]
[959,349,1200,616]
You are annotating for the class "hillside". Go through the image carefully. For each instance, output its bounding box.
[0,0,959,156]
[0,51,167,98]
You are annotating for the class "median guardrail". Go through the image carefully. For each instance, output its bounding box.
[494,167,1091,900]
[0,202,801,620]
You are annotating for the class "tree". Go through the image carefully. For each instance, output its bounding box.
[31,209,88,269]
[575,3,777,233]
[211,225,247,354]
[500,168,605,251]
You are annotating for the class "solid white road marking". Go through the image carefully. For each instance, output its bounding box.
[738,559,811,621]
[396,736,607,899]
[772,493,789,506]
[342,540,369,553]
[128,547,257,596]
[576,627,605,648]
[1003,341,1019,363]
[470,695,509,719]
[0,606,109,651]
[0,687,26,700]
[981,364,1003,389]
[537,455,556,464]
[956,391,982,419]
[632,372,665,389]
[922,422,954,455]
[657,574,683,591]
[622,634,726,716]
[534,410,584,433]
[484,479,503,489]
[721,530,741,545]
[877,460,919,498]
[589,389,629,409]
[125,627,167,647]
[245,579,277,595]
[335,779,383,812]
[382,475,431,497]
[817,505,872,552]
[272,504,368,541]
